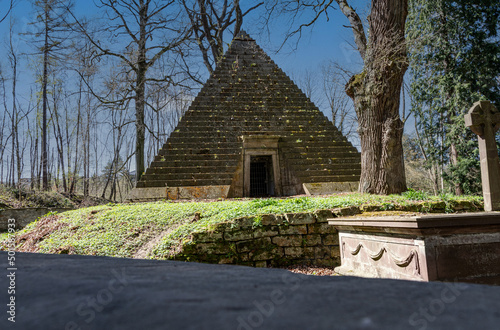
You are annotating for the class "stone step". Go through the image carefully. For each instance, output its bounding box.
[169,129,341,138]
[189,94,313,103]
[146,166,238,175]
[177,114,330,121]
[164,141,241,148]
[165,135,344,144]
[283,144,359,151]
[154,153,238,162]
[300,175,360,183]
[159,143,355,154]
[137,178,233,188]
[182,109,324,116]
[200,78,303,88]
[282,141,355,149]
[156,145,357,158]
[179,117,327,125]
[289,163,361,171]
[288,157,360,166]
[173,125,335,136]
[175,121,333,129]
[141,172,234,182]
[159,148,242,156]
[291,169,361,177]
[177,122,331,131]
[181,109,324,115]
[156,147,357,158]
[279,137,347,144]
[167,136,240,144]
[284,151,360,159]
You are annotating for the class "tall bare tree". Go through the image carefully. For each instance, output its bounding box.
[70,0,191,182]
[29,0,74,190]
[7,18,23,188]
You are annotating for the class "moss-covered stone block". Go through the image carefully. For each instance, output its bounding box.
[224,229,254,241]
[232,216,257,229]
[451,200,480,211]
[236,237,272,253]
[284,246,314,258]
[250,249,281,261]
[332,206,361,217]
[209,222,233,233]
[360,204,382,212]
[285,212,316,225]
[193,242,231,255]
[272,235,303,247]
[308,223,337,235]
[278,224,307,235]
[191,231,223,243]
[322,234,339,246]
[304,234,322,246]
[253,226,279,238]
[314,209,334,223]
[397,204,420,212]
[314,246,332,259]
[261,214,286,226]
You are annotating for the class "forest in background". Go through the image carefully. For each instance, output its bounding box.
[0,0,499,202]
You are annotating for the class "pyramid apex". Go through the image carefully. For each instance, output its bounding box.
[234,30,254,41]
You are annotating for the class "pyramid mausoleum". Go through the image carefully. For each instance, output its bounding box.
[128,31,361,201]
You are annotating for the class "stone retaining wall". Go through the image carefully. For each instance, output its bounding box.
[173,209,341,267]
[170,200,482,268]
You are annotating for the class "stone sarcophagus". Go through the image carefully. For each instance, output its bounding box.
[329,213,500,284]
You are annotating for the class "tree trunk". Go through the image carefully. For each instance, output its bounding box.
[346,0,408,194]
[11,44,21,189]
[135,0,147,182]
[449,143,463,195]
[41,5,50,191]
[83,109,90,196]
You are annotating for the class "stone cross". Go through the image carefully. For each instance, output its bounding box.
[464,100,500,211]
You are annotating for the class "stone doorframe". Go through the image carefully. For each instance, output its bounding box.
[242,135,282,197]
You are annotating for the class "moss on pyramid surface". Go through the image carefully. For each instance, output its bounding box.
[129,31,360,201]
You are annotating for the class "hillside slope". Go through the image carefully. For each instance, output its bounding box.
[2,193,483,263]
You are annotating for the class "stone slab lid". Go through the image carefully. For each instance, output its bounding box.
[328,212,500,229]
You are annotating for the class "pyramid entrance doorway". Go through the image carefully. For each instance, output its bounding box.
[242,135,281,198]
[250,156,273,197]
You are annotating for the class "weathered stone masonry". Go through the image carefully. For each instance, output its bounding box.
[167,200,482,268]
[172,209,342,268]
[129,30,361,201]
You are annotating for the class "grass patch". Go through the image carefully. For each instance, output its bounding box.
[2,193,483,259]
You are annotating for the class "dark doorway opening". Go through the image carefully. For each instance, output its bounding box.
[250,156,275,197]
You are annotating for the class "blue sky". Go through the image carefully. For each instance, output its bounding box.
[0,0,374,153]
[1,0,366,85]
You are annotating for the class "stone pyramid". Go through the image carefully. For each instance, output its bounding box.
[128,31,360,201]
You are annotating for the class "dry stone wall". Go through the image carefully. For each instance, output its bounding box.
[174,209,341,267]
[169,200,482,268]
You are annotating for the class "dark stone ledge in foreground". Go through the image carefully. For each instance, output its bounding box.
[1,252,500,329]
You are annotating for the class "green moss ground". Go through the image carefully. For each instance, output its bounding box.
[1,193,483,259]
